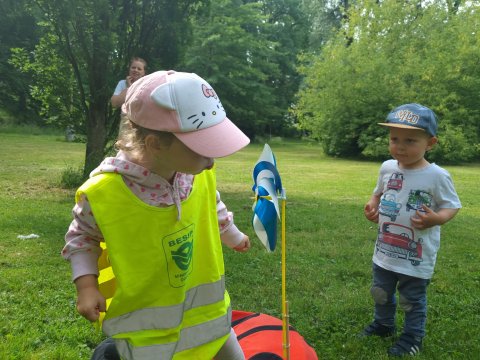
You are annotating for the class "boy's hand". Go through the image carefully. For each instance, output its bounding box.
[411,205,459,230]
[364,203,379,223]
[233,235,251,253]
[75,275,106,322]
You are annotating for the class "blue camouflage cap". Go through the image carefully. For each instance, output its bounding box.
[379,103,438,136]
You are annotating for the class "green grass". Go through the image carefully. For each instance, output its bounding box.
[1,133,479,359]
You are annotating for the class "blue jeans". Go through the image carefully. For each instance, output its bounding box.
[371,263,430,338]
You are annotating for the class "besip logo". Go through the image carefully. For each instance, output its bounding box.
[394,110,420,124]
[163,225,194,287]
[171,242,193,271]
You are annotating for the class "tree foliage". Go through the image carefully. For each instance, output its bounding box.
[301,0,353,49]
[182,0,279,138]
[10,35,81,129]
[3,0,479,168]
[182,0,309,139]
[7,0,311,174]
[0,0,40,122]
[12,0,208,175]
[295,0,480,163]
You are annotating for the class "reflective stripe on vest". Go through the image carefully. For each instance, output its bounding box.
[115,308,232,360]
[103,276,226,334]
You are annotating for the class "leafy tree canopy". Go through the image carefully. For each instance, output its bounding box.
[7,0,311,174]
[182,0,310,139]
[0,0,40,122]
[295,0,480,163]
[11,0,209,175]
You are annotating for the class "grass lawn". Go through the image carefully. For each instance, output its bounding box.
[0,132,479,359]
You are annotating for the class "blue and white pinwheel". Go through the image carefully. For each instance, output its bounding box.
[252,144,284,252]
[251,144,291,359]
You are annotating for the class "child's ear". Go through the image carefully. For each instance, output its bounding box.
[427,136,438,150]
[144,134,165,152]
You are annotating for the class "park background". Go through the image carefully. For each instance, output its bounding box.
[1,0,479,359]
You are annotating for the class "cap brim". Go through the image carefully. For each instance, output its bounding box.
[378,123,426,132]
[174,118,250,158]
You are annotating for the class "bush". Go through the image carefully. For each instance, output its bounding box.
[60,166,85,189]
[429,125,480,164]
[295,0,480,163]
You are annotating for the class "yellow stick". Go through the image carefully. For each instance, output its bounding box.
[281,193,290,360]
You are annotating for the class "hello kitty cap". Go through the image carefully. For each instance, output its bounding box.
[123,70,250,158]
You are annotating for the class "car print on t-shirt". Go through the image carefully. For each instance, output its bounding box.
[376,222,423,266]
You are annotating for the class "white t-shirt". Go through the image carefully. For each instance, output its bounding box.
[113,79,127,95]
[372,160,461,279]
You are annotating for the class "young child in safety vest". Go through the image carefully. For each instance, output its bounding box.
[63,70,251,360]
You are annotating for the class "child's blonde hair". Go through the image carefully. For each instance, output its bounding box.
[116,118,174,158]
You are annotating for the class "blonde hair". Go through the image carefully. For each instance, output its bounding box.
[116,118,174,158]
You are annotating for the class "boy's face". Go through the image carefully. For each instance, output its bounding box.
[388,127,437,169]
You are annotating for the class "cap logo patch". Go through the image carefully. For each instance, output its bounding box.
[202,84,218,99]
[394,110,420,125]
[150,75,226,132]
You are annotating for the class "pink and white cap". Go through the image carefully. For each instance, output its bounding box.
[122,70,250,158]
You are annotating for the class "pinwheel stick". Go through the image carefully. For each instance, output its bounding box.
[280,190,290,360]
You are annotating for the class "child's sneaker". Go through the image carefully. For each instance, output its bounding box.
[360,321,396,337]
[387,333,422,357]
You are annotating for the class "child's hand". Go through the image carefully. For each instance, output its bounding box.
[411,205,459,230]
[410,205,436,229]
[76,287,106,322]
[364,203,379,223]
[233,235,251,253]
[75,275,106,322]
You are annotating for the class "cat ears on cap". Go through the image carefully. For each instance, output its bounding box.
[150,70,192,111]
[151,84,176,110]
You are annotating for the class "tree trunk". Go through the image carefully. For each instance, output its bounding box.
[84,104,108,177]
[82,3,111,177]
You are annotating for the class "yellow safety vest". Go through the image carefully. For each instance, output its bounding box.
[77,170,231,359]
